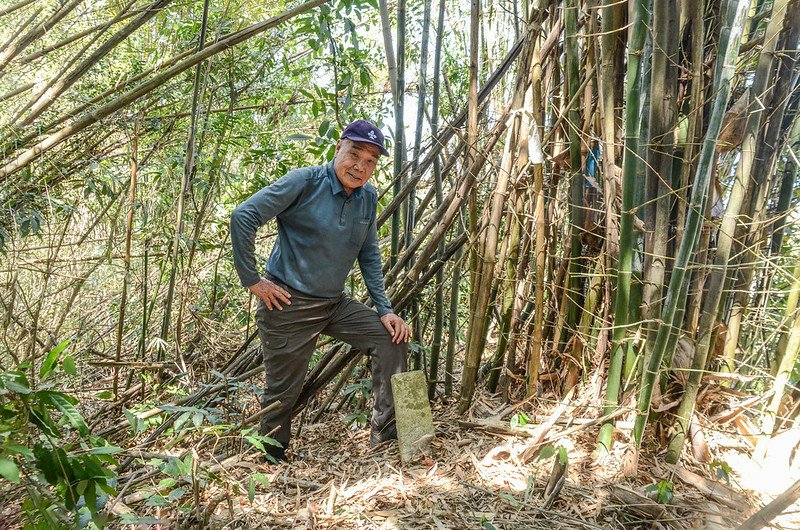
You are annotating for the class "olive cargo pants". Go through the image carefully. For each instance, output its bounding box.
[255,281,407,449]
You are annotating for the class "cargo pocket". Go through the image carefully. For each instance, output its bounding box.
[263,332,288,350]
[350,217,370,246]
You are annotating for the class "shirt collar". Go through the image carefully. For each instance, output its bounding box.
[326,161,362,199]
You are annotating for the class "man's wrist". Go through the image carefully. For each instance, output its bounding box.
[241,275,261,288]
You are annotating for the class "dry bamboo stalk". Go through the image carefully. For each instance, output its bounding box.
[0,0,331,180]
[114,119,139,397]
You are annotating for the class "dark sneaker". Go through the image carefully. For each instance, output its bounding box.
[263,444,288,463]
[244,437,287,463]
[370,422,397,448]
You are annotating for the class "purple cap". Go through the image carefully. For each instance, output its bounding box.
[340,119,389,156]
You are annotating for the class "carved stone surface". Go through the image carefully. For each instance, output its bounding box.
[391,370,435,463]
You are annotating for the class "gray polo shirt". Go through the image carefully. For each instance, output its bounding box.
[230,162,393,316]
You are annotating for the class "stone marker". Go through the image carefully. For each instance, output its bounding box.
[391,370,435,463]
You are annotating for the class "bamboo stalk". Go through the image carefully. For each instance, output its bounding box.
[0,0,331,180]
[160,0,211,359]
[528,35,546,397]
[634,0,750,448]
[0,0,36,19]
[720,0,791,374]
[597,0,648,454]
[563,0,585,356]
[16,0,168,126]
[428,0,446,400]
[114,119,139,398]
[641,0,679,358]
[754,257,800,459]
[0,0,83,73]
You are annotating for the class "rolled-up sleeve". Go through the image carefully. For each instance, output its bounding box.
[230,172,304,287]
[357,216,393,316]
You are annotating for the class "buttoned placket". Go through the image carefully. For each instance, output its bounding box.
[339,194,352,226]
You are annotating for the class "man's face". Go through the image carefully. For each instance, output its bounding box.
[333,139,380,194]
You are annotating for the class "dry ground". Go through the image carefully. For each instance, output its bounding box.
[150,396,799,530]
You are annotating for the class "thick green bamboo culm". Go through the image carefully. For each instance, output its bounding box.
[428,0,446,401]
[720,0,791,373]
[667,1,793,453]
[393,0,407,270]
[641,0,679,361]
[563,0,584,355]
[597,0,647,454]
[456,0,481,414]
[633,0,750,448]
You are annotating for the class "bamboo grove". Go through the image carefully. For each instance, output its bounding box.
[1,0,800,500]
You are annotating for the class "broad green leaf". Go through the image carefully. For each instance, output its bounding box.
[0,458,20,483]
[30,405,60,438]
[557,446,569,465]
[2,372,31,394]
[76,479,89,495]
[39,339,70,379]
[245,435,264,452]
[46,392,89,435]
[97,481,117,497]
[124,408,140,434]
[34,444,58,484]
[88,445,122,455]
[252,472,270,486]
[262,435,282,448]
[167,486,186,502]
[62,355,77,376]
[81,455,107,479]
[510,411,529,428]
[537,445,555,460]
[5,444,34,458]
[146,494,169,507]
[158,478,178,489]
[84,480,98,512]
[248,476,255,503]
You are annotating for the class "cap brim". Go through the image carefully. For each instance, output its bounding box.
[342,134,390,156]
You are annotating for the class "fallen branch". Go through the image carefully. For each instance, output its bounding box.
[670,465,748,511]
[736,479,800,530]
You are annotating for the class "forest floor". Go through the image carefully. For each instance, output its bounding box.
[97,386,800,530]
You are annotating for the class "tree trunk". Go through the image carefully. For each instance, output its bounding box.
[457,0,482,414]
[641,0,679,359]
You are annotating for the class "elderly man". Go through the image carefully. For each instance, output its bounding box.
[231,119,409,461]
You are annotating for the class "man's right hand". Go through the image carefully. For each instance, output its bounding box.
[248,278,292,310]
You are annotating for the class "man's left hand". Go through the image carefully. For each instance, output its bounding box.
[380,313,411,344]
